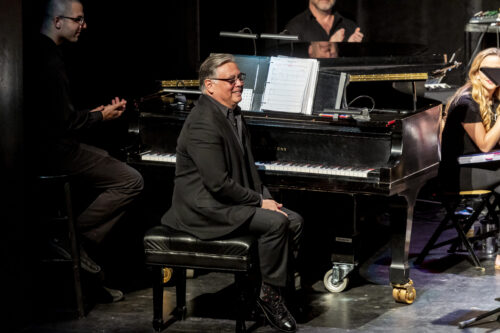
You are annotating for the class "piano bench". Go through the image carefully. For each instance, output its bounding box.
[415,190,499,269]
[144,225,258,333]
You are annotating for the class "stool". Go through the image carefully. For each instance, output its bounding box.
[143,225,258,333]
[415,190,499,269]
[36,174,85,318]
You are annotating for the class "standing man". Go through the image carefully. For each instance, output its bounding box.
[162,53,303,332]
[26,0,144,302]
[285,0,364,42]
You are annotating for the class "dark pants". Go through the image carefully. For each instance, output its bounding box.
[459,164,500,193]
[244,207,303,288]
[56,144,144,244]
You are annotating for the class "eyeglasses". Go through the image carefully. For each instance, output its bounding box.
[59,16,85,25]
[210,73,246,85]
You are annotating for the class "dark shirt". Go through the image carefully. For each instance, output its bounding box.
[284,8,358,42]
[206,96,243,146]
[440,92,500,166]
[439,90,500,190]
[26,34,102,164]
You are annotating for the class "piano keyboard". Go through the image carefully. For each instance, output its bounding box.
[141,152,177,163]
[457,150,500,165]
[140,152,375,178]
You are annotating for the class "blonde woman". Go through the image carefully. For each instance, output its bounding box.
[439,47,500,269]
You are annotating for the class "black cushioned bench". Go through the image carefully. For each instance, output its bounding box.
[144,224,258,332]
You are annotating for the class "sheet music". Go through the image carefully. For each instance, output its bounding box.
[239,88,254,111]
[261,57,319,114]
[302,60,319,115]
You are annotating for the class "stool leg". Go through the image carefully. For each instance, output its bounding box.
[452,216,482,268]
[415,210,453,265]
[486,198,499,225]
[175,268,187,319]
[64,181,85,318]
[152,265,165,332]
[449,199,486,253]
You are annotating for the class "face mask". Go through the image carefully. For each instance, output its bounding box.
[480,67,500,86]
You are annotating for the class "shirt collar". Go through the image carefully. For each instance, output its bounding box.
[306,7,344,25]
[205,94,240,117]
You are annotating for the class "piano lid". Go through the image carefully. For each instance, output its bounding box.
[214,40,448,78]
[280,42,446,76]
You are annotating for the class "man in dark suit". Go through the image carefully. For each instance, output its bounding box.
[162,53,303,332]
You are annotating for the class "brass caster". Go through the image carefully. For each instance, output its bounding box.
[392,279,416,304]
[162,267,173,284]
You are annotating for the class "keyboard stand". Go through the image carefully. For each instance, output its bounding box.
[458,305,500,328]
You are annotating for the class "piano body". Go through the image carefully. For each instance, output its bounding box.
[126,45,446,303]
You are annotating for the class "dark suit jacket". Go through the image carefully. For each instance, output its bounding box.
[162,94,271,240]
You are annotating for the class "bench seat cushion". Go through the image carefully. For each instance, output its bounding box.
[144,225,257,272]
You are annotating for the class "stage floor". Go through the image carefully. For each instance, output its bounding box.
[23,199,500,333]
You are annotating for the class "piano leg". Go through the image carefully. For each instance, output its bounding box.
[388,188,418,304]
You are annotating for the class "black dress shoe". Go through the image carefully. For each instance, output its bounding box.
[257,296,297,332]
[49,238,101,274]
[92,286,124,303]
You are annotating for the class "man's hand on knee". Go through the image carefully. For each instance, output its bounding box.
[261,199,288,217]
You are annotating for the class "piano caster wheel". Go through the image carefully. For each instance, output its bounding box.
[323,269,349,293]
[162,267,173,284]
[392,279,416,304]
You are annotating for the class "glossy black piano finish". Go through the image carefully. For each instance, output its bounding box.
[126,95,442,302]
[125,46,448,302]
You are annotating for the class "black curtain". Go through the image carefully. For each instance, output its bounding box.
[2,0,29,330]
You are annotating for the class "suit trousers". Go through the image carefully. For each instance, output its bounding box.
[58,144,144,244]
[244,207,303,288]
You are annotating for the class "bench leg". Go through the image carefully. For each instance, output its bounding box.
[235,273,252,333]
[175,268,187,319]
[152,266,165,332]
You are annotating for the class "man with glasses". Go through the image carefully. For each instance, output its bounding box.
[26,0,144,303]
[162,53,303,332]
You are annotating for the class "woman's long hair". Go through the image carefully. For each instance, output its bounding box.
[443,48,500,131]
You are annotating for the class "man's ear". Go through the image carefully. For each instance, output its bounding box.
[54,17,62,29]
[204,79,214,94]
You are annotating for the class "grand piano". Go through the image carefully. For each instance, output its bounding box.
[125,42,448,304]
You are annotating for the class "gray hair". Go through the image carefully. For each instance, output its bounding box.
[199,53,235,93]
[43,0,81,22]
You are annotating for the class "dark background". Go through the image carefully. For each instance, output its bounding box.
[21,0,500,107]
[3,0,500,330]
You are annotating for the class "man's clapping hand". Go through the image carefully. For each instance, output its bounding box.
[91,97,127,121]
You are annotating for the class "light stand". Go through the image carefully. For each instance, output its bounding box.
[219,28,258,55]
[260,33,299,57]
